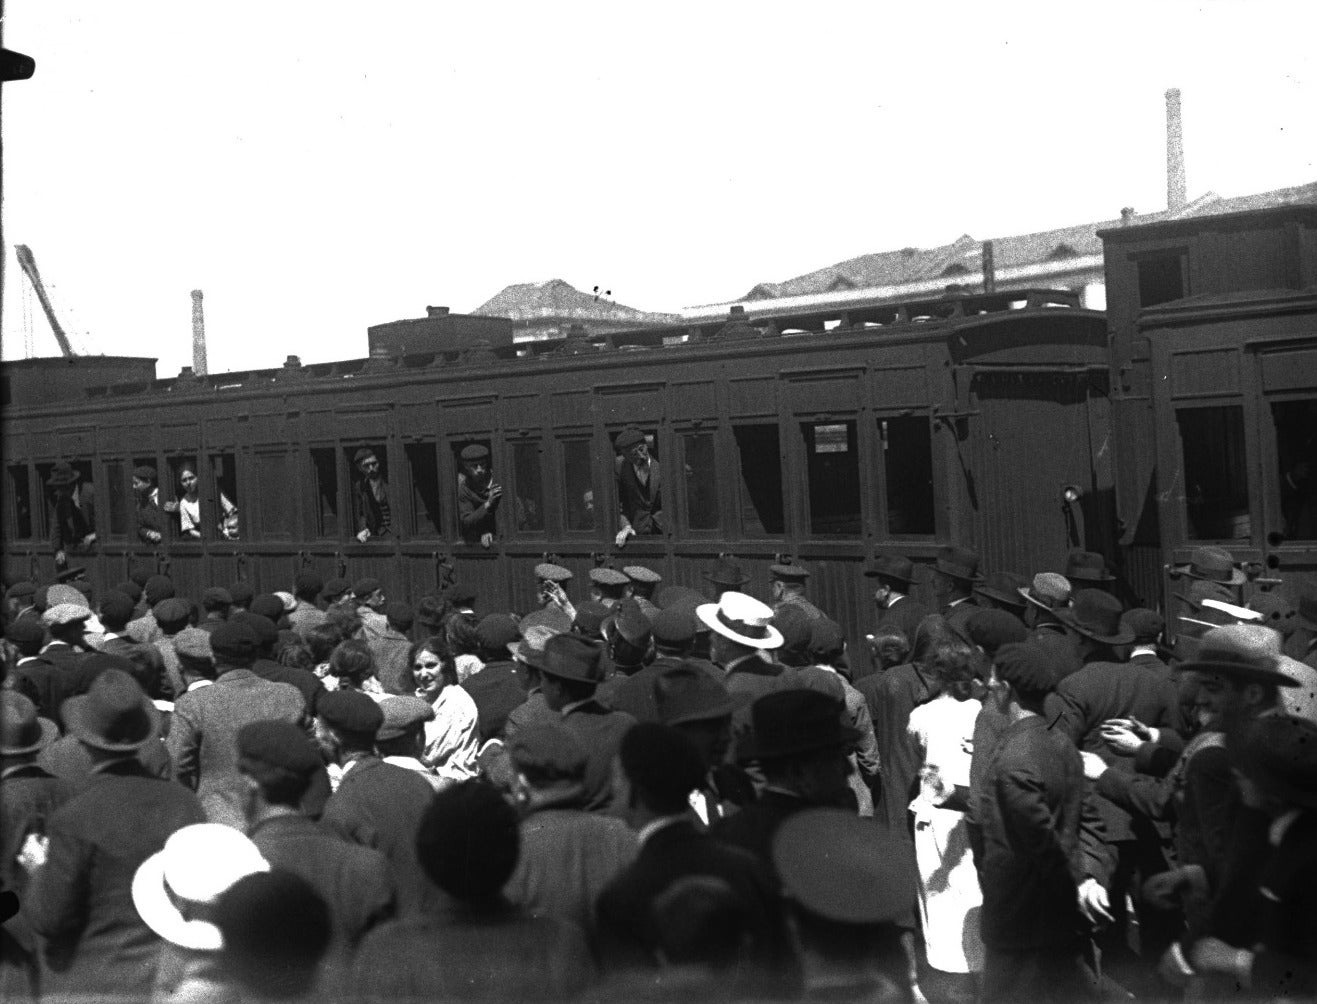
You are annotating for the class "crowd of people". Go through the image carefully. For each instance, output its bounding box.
[1,542,1315,1003]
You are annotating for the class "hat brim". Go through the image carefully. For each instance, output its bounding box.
[62,694,161,753]
[132,851,223,951]
[695,603,784,650]
[1170,563,1248,587]
[1172,659,1301,687]
[973,585,1027,610]
[0,715,59,757]
[702,571,751,588]
[1054,609,1135,647]
[1066,570,1116,583]
[863,569,916,586]
[663,691,752,727]
[46,473,79,487]
[1017,586,1067,613]
[536,664,602,684]
[934,564,983,584]
[738,724,864,764]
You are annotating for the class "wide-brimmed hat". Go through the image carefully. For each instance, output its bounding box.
[863,554,917,586]
[740,689,860,762]
[1018,572,1072,613]
[1064,549,1115,583]
[1055,589,1134,646]
[974,571,1030,611]
[1232,715,1317,809]
[0,692,59,756]
[536,633,607,684]
[933,545,983,583]
[132,824,270,950]
[62,668,161,752]
[1169,545,1248,586]
[46,461,80,487]
[702,557,751,590]
[697,592,783,650]
[655,663,748,726]
[1173,624,1300,688]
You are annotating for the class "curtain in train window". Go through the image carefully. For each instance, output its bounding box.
[7,464,33,539]
[1177,406,1249,540]
[803,421,861,536]
[881,416,935,535]
[733,424,784,536]
[563,440,596,533]
[1273,399,1317,541]
[404,443,443,536]
[682,432,719,531]
[511,441,546,533]
[311,448,339,538]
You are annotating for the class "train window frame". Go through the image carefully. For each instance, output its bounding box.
[608,424,663,542]
[1267,395,1317,543]
[560,433,600,537]
[309,445,342,541]
[36,459,94,545]
[344,443,393,544]
[165,455,201,544]
[674,425,720,535]
[208,452,241,543]
[101,459,130,540]
[799,417,863,538]
[508,434,547,537]
[877,413,937,538]
[731,422,786,538]
[402,440,444,539]
[6,461,35,541]
[1174,402,1251,543]
[451,436,497,547]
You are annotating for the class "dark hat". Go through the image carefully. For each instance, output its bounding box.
[1248,591,1297,638]
[656,663,747,726]
[459,443,490,462]
[1173,624,1300,688]
[769,562,810,583]
[1170,545,1248,586]
[143,574,175,605]
[228,581,255,607]
[863,554,917,586]
[33,586,49,612]
[934,545,983,583]
[992,642,1059,697]
[352,447,377,466]
[5,580,37,600]
[385,601,414,632]
[652,607,697,649]
[702,557,751,590]
[603,598,652,647]
[533,563,573,584]
[1064,549,1115,583]
[965,608,1029,655]
[415,595,447,628]
[320,577,350,602]
[589,567,630,589]
[316,690,385,737]
[0,692,59,756]
[1232,715,1317,809]
[236,720,322,778]
[129,562,155,588]
[99,590,137,625]
[742,689,860,762]
[351,578,381,599]
[614,425,646,451]
[210,620,259,662]
[5,619,46,646]
[249,594,286,623]
[293,571,323,597]
[201,586,233,608]
[46,460,81,487]
[571,601,611,640]
[476,613,521,653]
[132,465,157,482]
[230,611,278,650]
[153,597,192,628]
[63,668,160,752]
[773,809,917,924]
[974,571,1030,611]
[507,722,588,782]
[115,579,144,602]
[536,633,606,684]
[377,696,436,742]
[54,566,88,584]
[655,585,705,610]
[441,582,477,608]
[623,565,661,586]
[1056,589,1134,646]
[1121,608,1165,645]
[808,619,847,664]
[172,627,214,662]
[620,723,706,806]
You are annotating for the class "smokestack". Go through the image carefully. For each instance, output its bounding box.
[190,289,207,376]
[1165,88,1186,211]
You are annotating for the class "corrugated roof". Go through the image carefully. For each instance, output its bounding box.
[473,279,679,326]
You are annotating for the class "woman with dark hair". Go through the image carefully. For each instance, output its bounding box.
[326,640,386,700]
[443,611,484,685]
[163,463,238,540]
[400,635,479,781]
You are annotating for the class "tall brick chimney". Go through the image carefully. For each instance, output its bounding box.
[190,289,208,376]
[1165,88,1187,212]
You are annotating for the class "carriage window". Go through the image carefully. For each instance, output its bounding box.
[347,444,390,540]
[682,432,719,531]
[311,448,339,538]
[7,464,33,539]
[803,421,861,536]
[511,441,546,533]
[882,416,935,535]
[104,462,128,537]
[1178,406,1249,540]
[563,439,596,533]
[167,456,198,540]
[210,453,239,541]
[404,443,442,536]
[1274,399,1317,541]
[733,424,784,536]
[255,451,293,537]
[1138,250,1186,307]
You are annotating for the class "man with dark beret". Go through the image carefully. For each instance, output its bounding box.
[197,586,232,635]
[95,590,139,656]
[151,597,194,697]
[4,580,38,622]
[227,581,254,614]
[288,572,327,637]
[236,720,394,953]
[613,425,664,548]
[320,577,351,609]
[352,578,388,638]
[125,574,175,645]
[456,442,503,548]
[368,601,414,695]
[231,611,324,711]
[460,614,531,743]
[351,447,391,543]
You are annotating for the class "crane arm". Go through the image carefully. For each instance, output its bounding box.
[15,244,76,358]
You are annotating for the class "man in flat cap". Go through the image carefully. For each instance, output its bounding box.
[351,448,391,543]
[770,561,826,622]
[196,586,232,636]
[613,425,664,548]
[46,461,96,570]
[131,466,168,547]
[287,572,327,637]
[457,442,503,548]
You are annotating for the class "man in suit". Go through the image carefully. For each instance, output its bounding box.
[46,461,95,570]
[351,448,391,542]
[934,545,984,637]
[696,590,788,745]
[866,555,929,650]
[770,562,826,622]
[613,425,663,548]
[131,466,168,547]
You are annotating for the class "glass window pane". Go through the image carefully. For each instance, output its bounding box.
[347,444,392,539]
[1274,399,1317,541]
[682,433,719,530]
[1178,406,1248,540]
[804,421,861,536]
[733,424,784,536]
[311,448,339,538]
[104,462,127,537]
[211,453,240,540]
[405,443,442,536]
[512,441,545,533]
[7,464,33,539]
[563,440,596,533]
[882,417,935,535]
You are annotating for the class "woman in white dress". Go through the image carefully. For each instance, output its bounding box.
[403,636,480,782]
[164,463,238,539]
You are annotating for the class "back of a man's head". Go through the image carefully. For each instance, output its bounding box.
[621,722,706,816]
[415,782,520,902]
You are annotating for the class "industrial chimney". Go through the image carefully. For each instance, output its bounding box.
[1165,88,1187,212]
[190,289,207,376]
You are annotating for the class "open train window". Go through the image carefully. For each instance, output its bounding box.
[453,439,495,544]
[881,416,935,535]
[165,456,197,540]
[104,461,128,537]
[1137,250,1186,308]
[346,444,390,541]
[37,460,93,544]
[733,424,784,536]
[1273,399,1317,541]
[562,439,596,534]
[210,453,240,541]
[255,450,294,538]
[311,448,340,538]
[404,443,442,537]
[511,440,546,534]
[7,464,33,539]
[681,432,719,531]
[803,420,861,536]
[1177,405,1249,540]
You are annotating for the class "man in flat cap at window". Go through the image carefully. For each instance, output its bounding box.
[613,426,664,548]
[456,443,502,548]
[351,448,391,543]
[131,466,168,547]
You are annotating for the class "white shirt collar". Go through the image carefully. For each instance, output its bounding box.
[1270,808,1303,847]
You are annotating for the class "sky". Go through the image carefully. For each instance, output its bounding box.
[1,1,1313,377]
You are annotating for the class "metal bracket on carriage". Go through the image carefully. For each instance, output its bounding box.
[159,554,171,578]
[28,552,40,583]
[297,551,315,569]
[334,553,347,579]
[235,553,248,579]
[433,553,454,591]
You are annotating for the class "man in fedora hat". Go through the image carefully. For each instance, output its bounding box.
[973,571,1031,624]
[613,425,664,548]
[865,555,930,654]
[933,545,984,636]
[456,442,503,548]
[702,555,751,602]
[23,670,205,1000]
[770,561,826,623]
[46,461,96,570]
[1169,545,1248,589]
[1064,549,1118,594]
[351,447,391,542]
[696,591,788,743]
